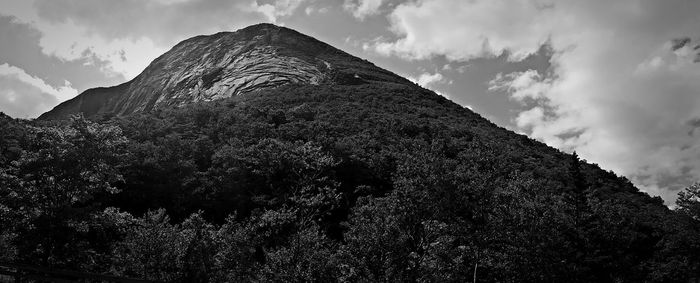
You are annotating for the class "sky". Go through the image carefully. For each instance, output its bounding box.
[1,0,700,204]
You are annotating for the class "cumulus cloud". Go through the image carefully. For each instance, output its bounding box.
[305,4,329,15]
[343,0,384,20]
[32,0,268,46]
[0,15,124,92]
[0,63,77,118]
[253,0,307,23]
[0,64,77,102]
[489,70,553,101]
[407,71,451,97]
[35,21,165,80]
[373,0,700,203]
[408,72,444,87]
[371,0,555,61]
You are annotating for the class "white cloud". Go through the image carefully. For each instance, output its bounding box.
[253,0,306,23]
[489,70,553,101]
[305,5,328,15]
[35,19,166,80]
[406,71,452,98]
[0,63,78,118]
[375,0,700,203]
[344,0,384,20]
[408,72,444,87]
[371,0,555,61]
[0,63,77,102]
[0,0,308,117]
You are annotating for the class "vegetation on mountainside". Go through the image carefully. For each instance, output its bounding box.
[1,83,700,282]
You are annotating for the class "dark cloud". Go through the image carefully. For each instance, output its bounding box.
[0,15,124,92]
[689,117,700,128]
[687,117,700,136]
[669,36,700,63]
[671,37,691,51]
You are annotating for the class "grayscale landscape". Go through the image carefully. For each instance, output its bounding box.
[1,1,700,282]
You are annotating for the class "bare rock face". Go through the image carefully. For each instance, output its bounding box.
[39,23,411,120]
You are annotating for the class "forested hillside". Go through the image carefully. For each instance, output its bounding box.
[2,82,700,282]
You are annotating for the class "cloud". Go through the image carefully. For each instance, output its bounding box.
[407,71,451,97]
[343,0,384,20]
[32,0,268,46]
[35,20,166,80]
[371,0,554,61]
[0,63,77,118]
[304,4,329,15]
[671,37,691,51]
[488,70,553,101]
[0,64,77,102]
[253,0,307,23]
[373,0,700,203]
[408,72,444,87]
[0,15,124,92]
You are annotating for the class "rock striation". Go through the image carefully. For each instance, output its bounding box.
[39,23,412,120]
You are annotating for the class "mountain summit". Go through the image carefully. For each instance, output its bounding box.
[39,23,411,120]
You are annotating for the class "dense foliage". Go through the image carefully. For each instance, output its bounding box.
[1,83,700,282]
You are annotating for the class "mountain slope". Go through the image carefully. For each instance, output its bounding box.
[7,23,698,282]
[99,82,696,282]
[39,23,411,120]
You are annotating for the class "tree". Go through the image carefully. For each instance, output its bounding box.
[568,151,589,227]
[0,115,127,267]
[677,183,700,220]
[107,209,217,282]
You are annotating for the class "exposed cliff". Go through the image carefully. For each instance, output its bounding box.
[39,23,411,120]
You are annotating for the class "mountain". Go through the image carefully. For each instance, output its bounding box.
[5,24,700,282]
[39,23,411,120]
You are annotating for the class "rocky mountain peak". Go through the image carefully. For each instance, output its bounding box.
[39,24,411,120]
